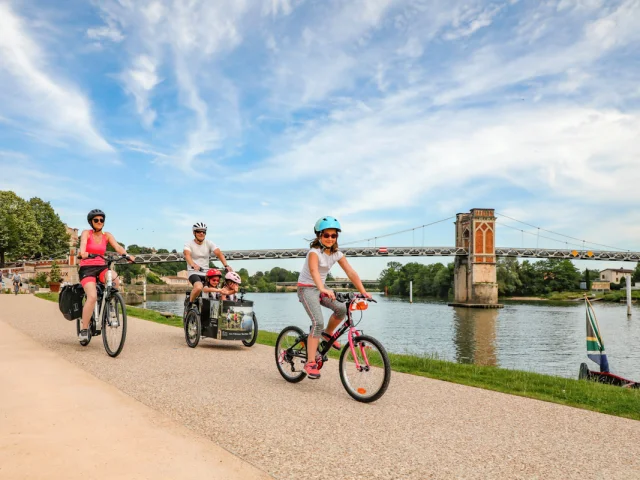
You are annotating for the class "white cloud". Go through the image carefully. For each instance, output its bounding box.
[120,55,160,127]
[86,25,124,43]
[0,3,113,152]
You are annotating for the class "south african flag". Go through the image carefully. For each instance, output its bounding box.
[585,297,610,373]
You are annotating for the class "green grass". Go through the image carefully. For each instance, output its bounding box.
[35,292,640,420]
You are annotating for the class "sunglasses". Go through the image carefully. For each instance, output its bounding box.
[92,218,104,224]
[194,230,206,234]
[322,233,338,239]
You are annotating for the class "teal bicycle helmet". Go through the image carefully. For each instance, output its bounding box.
[314,216,342,234]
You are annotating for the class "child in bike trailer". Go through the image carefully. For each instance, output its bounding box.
[203,269,241,301]
[297,216,371,379]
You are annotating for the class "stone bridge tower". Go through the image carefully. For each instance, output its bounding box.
[451,208,501,308]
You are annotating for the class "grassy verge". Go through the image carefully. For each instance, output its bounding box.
[36,293,640,420]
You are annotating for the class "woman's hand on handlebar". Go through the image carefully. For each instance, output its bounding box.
[320,288,336,300]
[126,254,135,263]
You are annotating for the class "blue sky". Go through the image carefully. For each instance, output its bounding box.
[1,0,639,277]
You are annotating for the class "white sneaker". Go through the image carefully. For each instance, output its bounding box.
[78,329,89,342]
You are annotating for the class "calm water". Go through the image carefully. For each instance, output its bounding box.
[140,292,640,380]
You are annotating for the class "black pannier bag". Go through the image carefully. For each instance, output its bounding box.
[58,284,84,321]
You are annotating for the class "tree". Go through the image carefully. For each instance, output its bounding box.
[0,191,42,266]
[633,263,640,283]
[28,197,70,258]
[497,258,522,296]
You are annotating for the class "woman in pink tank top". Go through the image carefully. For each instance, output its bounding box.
[77,209,135,344]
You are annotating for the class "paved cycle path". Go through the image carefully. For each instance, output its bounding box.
[1,295,639,479]
[0,316,272,480]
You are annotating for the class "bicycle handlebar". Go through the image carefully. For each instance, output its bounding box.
[334,292,377,303]
[84,253,135,264]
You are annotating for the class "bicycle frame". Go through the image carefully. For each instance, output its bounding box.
[316,294,375,371]
[85,254,128,328]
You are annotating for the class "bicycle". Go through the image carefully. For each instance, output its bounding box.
[275,292,391,403]
[77,254,131,357]
[13,281,20,295]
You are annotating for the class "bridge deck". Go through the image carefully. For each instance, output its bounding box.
[128,246,640,263]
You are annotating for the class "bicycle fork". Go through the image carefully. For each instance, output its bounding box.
[347,326,371,372]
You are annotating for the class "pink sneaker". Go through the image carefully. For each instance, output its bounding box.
[304,362,321,379]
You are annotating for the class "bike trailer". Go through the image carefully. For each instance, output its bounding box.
[58,284,84,321]
[200,297,254,341]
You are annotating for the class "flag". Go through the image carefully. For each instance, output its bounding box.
[585,297,610,373]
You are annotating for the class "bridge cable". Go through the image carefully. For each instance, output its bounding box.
[496,212,629,252]
[497,222,619,251]
[340,216,455,246]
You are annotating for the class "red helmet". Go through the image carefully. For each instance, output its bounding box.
[206,269,222,278]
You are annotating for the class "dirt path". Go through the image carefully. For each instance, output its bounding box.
[1,294,639,479]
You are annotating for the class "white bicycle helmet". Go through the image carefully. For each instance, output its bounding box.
[192,222,207,232]
[225,271,241,284]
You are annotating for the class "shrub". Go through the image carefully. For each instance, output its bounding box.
[33,272,49,288]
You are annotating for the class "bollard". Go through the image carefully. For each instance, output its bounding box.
[410,280,413,304]
[626,274,632,317]
[143,274,147,305]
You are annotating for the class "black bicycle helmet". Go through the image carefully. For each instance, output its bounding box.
[87,209,106,226]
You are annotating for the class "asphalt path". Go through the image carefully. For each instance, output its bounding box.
[1,294,639,479]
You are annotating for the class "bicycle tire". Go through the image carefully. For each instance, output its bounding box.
[275,326,307,383]
[184,308,200,348]
[339,335,391,403]
[76,317,91,346]
[242,314,258,347]
[102,292,127,357]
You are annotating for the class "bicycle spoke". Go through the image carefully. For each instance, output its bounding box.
[340,336,390,402]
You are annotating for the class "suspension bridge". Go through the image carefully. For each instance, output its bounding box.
[4,208,638,307]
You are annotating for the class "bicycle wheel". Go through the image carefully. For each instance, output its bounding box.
[102,292,127,357]
[339,335,391,403]
[275,326,307,383]
[76,317,91,346]
[242,313,258,347]
[184,308,200,348]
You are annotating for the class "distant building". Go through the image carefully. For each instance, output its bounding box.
[161,276,189,285]
[177,270,189,279]
[66,225,79,247]
[600,268,634,284]
[591,281,610,291]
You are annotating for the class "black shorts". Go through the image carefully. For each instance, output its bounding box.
[79,265,109,284]
[189,273,206,285]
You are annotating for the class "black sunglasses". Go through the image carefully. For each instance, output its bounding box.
[194,230,206,234]
[92,218,105,224]
[322,233,338,239]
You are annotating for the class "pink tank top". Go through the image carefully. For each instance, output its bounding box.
[80,232,107,266]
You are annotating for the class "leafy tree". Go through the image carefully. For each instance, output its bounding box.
[0,191,42,266]
[157,248,169,254]
[496,258,522,296]
[633,263,640,283]
[28,197,70,258]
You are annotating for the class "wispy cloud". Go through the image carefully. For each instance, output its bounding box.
[0,2,113,153]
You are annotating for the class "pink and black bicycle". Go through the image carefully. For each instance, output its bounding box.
[275,292,391,403]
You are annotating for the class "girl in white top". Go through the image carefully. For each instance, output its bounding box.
[296,216,371,380]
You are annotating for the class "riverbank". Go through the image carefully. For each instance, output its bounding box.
[34,292,640,421]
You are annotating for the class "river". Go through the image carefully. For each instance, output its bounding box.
[136,292,640,380]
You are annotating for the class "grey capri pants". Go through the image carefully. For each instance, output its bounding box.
[297,286,347,338]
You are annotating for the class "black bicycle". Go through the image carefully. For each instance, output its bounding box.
[77,254,131,357]
[275,292,391,403]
